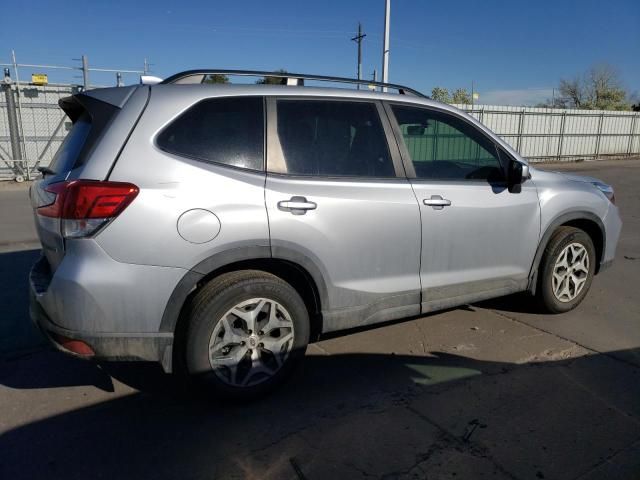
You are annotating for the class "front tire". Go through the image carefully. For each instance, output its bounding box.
[184,270,310,399]
[536,226,596,313]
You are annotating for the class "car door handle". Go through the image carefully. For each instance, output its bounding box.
[278,196,317,215]
[423,195,451,210]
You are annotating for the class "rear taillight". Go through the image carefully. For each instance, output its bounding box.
[38,180,139,238]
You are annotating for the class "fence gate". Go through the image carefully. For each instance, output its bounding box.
[0,82,75,181]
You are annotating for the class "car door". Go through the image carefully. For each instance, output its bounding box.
[385,102,541,312]
[264,97,422,332]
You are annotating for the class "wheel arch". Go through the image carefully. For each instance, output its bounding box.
[528,211,605,294]
[161,246,327,368]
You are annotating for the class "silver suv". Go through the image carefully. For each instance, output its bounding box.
[29,70,621,398]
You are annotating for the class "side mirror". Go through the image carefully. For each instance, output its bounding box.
[507,160,527,192]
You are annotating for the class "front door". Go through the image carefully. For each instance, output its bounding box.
[386,103,541,312]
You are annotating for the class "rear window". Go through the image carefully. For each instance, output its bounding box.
[156,97,264,171]
[48,114,92,174]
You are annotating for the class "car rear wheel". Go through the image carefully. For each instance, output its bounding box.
[536,226,596,313]
[184,270,309,399]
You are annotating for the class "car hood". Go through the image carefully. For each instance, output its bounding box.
[530,167,605,186]
[554,171,605,185]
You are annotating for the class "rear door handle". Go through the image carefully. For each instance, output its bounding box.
[278,196,317,215]
[423,195,451,210]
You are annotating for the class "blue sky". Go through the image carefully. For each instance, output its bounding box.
[1,0,638,105]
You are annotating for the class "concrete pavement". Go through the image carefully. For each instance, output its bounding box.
[0,159,638,479]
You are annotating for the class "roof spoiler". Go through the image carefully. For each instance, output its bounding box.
[140,75,163,85]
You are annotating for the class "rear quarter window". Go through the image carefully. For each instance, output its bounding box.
[156,96,264,171]
[48,114,92,174]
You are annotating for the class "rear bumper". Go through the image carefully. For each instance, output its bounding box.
[29,255,175,372]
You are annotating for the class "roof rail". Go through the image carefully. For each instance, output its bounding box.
[160,69,428,98]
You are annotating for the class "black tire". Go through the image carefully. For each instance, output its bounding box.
[184,270,309,400]
[536,226,596,313]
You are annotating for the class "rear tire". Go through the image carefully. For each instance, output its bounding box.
[184,270,309,400]
[536,226,596,313]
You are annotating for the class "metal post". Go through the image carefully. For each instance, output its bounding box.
[471,80,475,108]
[557,112,567,161]
[81,55,90,90]
[628,114,638,156]
[381,0,390,91]
[11,50,28,179]
[516,108,525,153]
[2,70,22,163]
[594,112,604,159]
[116,72,123,87]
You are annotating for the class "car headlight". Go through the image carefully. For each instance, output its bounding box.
[591,181,615,204]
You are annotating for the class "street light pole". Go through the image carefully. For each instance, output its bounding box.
[381,0,390,91]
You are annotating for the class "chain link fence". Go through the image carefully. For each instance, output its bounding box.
[1,82,75,181]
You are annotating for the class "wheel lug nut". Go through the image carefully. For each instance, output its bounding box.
[240,341,245,346]
[247,330,252,335]
[258,331,264,336]
[258,343,264,348]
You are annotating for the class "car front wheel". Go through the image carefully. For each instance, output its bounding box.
[537,226,596,313]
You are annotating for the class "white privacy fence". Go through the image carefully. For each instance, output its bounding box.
[1,86,640,181]
[454,104,640,162]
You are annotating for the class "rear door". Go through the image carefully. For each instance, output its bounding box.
[385,102,540,311]
[264,97,422,331]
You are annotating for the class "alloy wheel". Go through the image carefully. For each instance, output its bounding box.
[208,297,295,387]
[552,242,590,303]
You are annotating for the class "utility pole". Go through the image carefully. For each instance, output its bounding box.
[81,55,90,90]
[381,0,391,91]
[351,22,366,88]
[471,80,475,108]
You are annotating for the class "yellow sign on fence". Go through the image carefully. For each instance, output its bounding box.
[31,73,48,85]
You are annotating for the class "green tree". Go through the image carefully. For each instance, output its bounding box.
[256,69,289,85]
[431,87,451,103]
[203,74,229,84]
[451,88,472,105]
[558,64,630,110]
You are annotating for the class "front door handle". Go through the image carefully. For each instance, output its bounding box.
[423,195,451,210]
[278,196,317,215]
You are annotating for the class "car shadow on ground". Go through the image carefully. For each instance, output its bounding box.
[2,248,639,479]
[1,346,640,480]
[0,249,45,357]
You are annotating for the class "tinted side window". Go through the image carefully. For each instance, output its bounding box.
[157,97,264,171]
[391,105,504,181]
[49,114,92,174]
[275,100,394,177]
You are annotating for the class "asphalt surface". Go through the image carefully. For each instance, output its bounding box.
[0,159,639,480]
